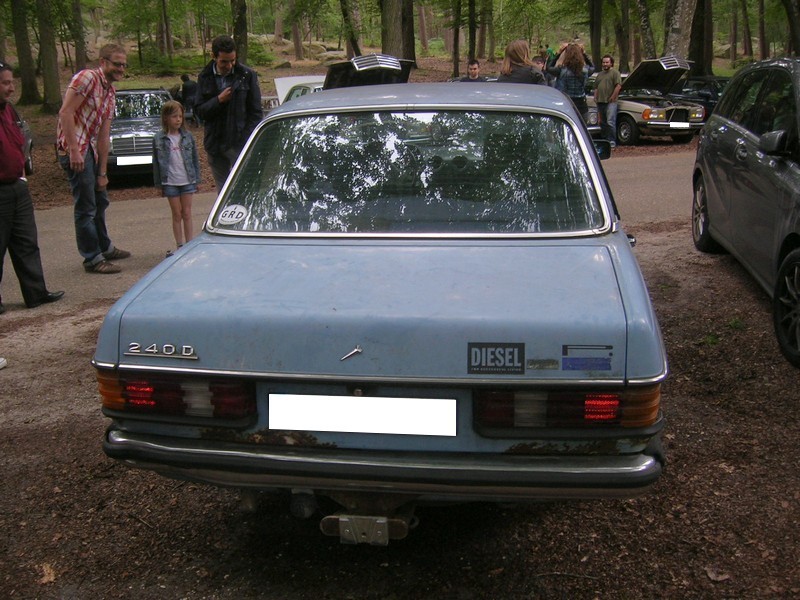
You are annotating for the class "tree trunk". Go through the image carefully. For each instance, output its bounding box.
[0,17,5,63]
[451,0,461,78]
[781,0,800,55]
[417,4,428,53]
[287,0,302,60]
[704,0,713,70]
[615,0,631,73]
[476,0,487,58]
[402,0,417,64]
[486,1,495,62]
[10,0,41,105]
[381,0,404,56]
[739,0,752,58]
[687,0,709,74]
[590,0,602,67]
[274,0,284,43]
[730,6,737,68]
[758,0,767,59]
[232,0,248,64]
[635,0,657,58]
[467,0,476,60]
[69,0,87,70]
[663,0,697,58]
[161,0,174,60]
[340,0,362,56]
[35,0,61,113]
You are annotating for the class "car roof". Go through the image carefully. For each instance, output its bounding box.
[734,56,800,78]
[266,82,583,121]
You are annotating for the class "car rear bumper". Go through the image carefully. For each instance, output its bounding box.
[105,428,664,501]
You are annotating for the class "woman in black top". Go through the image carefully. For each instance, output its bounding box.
[497,40,545,85]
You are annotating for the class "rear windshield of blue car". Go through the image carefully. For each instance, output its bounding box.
[211,110,606,235]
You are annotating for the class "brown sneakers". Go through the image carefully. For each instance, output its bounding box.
[103,247,132,260]
[85,260,122,274]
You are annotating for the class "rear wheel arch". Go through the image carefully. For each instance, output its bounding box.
[773,247,800,368]
[691,172,723,253]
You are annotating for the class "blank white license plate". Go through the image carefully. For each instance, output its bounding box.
[116,156,152,166]
[269,394,457,436]
[669,122,690,128]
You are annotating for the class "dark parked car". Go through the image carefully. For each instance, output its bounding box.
[95,83,666,544]
[108,88,172,175]
[692,57,800,367]
[668,75,730,118]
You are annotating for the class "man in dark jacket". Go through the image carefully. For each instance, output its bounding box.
[195,35,263,190]
[0,61,64,312]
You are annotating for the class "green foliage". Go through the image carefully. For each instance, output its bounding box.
[728,317,745,331]
[245,41,276,67]
[126,42,207,76]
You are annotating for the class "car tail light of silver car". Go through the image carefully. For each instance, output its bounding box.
[473,384,661,429]
[97,371,255,420]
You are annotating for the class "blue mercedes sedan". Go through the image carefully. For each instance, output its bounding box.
[94,83,668,544]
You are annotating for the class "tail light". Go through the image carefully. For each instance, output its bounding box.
[474,384,660,429]
[97,370,255,420]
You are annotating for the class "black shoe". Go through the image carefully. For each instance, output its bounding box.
[0,302,5,315]
[27,290,65,309]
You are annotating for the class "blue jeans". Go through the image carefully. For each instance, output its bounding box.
[59,148,114,266]
[598,102,618,144]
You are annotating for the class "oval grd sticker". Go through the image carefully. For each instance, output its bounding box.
[218,204,248,225]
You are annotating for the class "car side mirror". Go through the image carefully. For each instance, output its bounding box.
[594,139,612,160]
[759,130,789,155]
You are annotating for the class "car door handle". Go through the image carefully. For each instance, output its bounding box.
[709,127,723,141]
[735,142,747,161]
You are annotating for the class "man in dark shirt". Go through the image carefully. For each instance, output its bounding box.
[0,62,64,314]
[195,35,263,190]
[460,60,488,82]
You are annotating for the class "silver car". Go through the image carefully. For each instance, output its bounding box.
[108,88,172,175]
[692,57,800,367]
[94,84,667,544]
[589,57,705,145]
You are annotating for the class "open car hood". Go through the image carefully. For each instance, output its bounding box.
[621,56,691,96]
[323,54,413,90]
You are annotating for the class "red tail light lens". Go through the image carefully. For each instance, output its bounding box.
[474,385,659,429]
[98,370,255,420]
[583,393,621,422]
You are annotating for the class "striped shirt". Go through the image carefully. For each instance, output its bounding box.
[56,68,115,156]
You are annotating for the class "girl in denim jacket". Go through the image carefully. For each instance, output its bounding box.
[153,101,200,255]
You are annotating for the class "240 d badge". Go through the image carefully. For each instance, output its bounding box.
[124,342,198,360]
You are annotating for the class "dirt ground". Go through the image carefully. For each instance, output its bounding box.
[1,58,799,599]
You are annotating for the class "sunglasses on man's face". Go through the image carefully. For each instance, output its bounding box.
[104,59,128,69]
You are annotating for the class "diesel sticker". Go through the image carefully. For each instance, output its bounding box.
[468,343,525,374]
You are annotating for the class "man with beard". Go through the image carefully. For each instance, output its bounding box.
[57,43,131,274]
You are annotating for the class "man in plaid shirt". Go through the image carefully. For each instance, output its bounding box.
[57,43,131,274]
